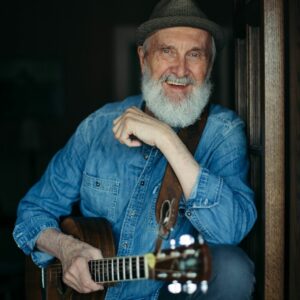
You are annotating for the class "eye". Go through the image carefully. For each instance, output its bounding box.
[162,48,171,54]
[190,51,200,57]
[188,50,208,60]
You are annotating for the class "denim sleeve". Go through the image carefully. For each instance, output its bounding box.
[185,121,257,245]
[13,119,90,267]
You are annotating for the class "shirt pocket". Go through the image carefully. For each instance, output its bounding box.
[81,173,120,223]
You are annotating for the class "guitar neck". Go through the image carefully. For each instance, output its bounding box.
[88,254,151,284]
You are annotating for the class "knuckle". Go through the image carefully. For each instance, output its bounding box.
[63,273,71,284]
[123,115,131,123]
[124,109,131,116]
[82,280,91,288]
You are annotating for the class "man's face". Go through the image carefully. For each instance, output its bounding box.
[138,27,212,103]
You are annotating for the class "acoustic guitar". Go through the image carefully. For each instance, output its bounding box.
[25,217,211,300]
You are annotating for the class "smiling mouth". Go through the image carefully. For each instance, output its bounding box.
[165,80,190,90]
[166,80,188,86]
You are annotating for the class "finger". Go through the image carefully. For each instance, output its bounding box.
[89,248,103,260]
[116,120,143,147]
[112,118,123,137]
[112,106,141,125]
[79,275,104,293]
[63,269,82,292]
[125,137,142,147]
[113,120,126,143]
[64,257,104,293]
[113,114,122,125]
[127,106,143,114]
[113,115,135,142]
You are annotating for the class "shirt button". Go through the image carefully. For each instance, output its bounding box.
[204,198,209,205]
[144,154,149,160]
[186,211,192,217]
[129,210,135,216]
[140,180,145,186]
[95,181,100,187]
[123,242,128,248]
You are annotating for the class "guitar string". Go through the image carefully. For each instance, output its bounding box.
[49,258,142,272]
[49,253,186,273]
[49,253,193,276]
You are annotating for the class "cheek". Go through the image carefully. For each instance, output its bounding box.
[191,64,210,83]
[149,62,170,80]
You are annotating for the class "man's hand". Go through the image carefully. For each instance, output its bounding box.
[112,106,174,148]
[57,234,104,293]
[36,229,104,294]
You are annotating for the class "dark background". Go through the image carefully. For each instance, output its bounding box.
[0,0,246,298]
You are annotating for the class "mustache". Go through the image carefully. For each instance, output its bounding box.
[159,73,196,85]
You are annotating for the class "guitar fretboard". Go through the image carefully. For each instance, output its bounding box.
[88,255,148,283]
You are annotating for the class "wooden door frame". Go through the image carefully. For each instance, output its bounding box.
[262,0,285,299]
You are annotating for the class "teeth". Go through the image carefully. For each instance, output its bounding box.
[166,81,186,86]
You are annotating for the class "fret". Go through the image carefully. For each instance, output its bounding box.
[116,257,120,281]
[143,256,148,278]
[129,257,133,279]
[125,257,130,279]
[132,257,137,279]
[119,257,124,281]
[123,257,126,280]
[136,256,140,279]
[96,261,99,282]
[99,261,102,282]
[107,259,110,282]
[111,258,115,282]
[102,260,105,282]
[108,259,113,281]
[95,261,100,282]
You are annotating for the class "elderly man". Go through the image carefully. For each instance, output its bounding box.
[13,0,256,299]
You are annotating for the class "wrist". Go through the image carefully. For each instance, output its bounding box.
[56,233,77,261]
[156,126,178,152]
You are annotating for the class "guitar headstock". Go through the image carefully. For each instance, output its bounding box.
[147,235,211,294]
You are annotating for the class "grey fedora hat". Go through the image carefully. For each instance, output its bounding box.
[136,0,225,51]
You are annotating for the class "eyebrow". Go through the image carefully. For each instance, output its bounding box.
[156,43,175,49]
[156,43,208,53]
[189,47,209,53]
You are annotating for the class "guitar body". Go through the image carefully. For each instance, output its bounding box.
[25,217,115,300]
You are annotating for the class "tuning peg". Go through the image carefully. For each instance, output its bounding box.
[183,280,197,294]
[200,280,208,293]
[170,238,176,249]
[168,280,182,294]
[179,234,195,246]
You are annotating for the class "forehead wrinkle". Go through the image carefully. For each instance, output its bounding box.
[149,31,211,55]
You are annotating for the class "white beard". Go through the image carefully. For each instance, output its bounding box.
[141,67,212,128]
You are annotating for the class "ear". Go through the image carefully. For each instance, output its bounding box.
[137,46,146,73]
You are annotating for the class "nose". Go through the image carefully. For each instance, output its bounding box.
[170,55,189,77]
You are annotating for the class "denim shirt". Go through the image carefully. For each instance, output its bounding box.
[13,95,256,300]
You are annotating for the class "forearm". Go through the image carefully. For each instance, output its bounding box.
[36,228,75,261]
[158,130,200,199]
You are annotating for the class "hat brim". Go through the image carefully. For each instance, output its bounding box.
[136,16,225,51]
